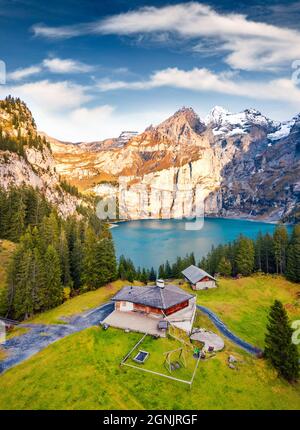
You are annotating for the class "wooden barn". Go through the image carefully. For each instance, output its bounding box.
[182,265,217,290]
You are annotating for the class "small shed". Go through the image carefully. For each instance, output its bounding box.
[182,265,217,290]
[158,320,169,331]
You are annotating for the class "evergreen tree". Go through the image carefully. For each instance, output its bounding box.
[265,300,299,382]
[235,236,255,276]
[58,230,72,287]
[217,256,232,277]
[158,264,165,279]
[66,220,83,291]
[82,227,98,289]
[94,237,117,287]
[7,188,26,241]
[164,260,172,278]
[43,245,63,309]
[13,248,35,319]
[149,267,156,282]
[261,233,275,273]
[140,268,148,284]
[254,232,263,272]
[136,267,141,281]
[286,225,300,282]
[273,225,289,274]
[127,269,134,283]
[189,252,196,266]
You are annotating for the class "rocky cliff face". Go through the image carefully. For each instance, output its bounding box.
[2,97,298,222]
[50,106,299,222]
[0,97,85,218]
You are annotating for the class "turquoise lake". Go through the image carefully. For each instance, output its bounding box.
[111,218,289,269]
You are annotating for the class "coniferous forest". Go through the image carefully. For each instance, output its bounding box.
[118,224,300,284]
[0,186,117,320]
[198,225,300,282]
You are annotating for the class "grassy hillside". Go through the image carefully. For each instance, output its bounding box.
[0,240,16,292]
[27,280,142,324]
[0,275,299,410]
[0,326,299,410]
[182,275,300,349]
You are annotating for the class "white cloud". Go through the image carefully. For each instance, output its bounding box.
[32,23,88,39]
[0,79,91,113]
[0,78,171,141]
[8,57,93,82]
[97,67,300,106]
[38,105,116,142]
[8,65,42,81]
[42,57,93,73]
[32,2,300,71]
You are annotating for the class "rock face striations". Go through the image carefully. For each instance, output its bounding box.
[52,105,299,222]
[0,97,85,217]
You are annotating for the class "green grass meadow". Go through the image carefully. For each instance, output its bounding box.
[0,275,299,409]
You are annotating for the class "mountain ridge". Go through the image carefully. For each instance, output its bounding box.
[1,98,299,222]
[0,97,87,218]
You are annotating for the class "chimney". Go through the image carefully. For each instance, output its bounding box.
[156,279,165,289]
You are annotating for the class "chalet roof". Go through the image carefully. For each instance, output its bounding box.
[182,265,216,284]
[112,284,194,310]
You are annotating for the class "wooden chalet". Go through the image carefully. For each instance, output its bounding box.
[182,265,217,290]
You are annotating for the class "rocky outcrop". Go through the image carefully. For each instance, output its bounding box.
[49,106,299,222]
[3,98,297,222]
[0,97,85,218]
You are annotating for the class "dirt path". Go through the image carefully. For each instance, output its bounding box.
[197,305,262,355]
[0,302,262,374]
[0,303,114,373]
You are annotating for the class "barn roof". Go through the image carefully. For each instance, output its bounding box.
[112,284,194,310]
[182,265,216,284]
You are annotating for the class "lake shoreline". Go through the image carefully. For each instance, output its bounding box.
[109,214,285,228]
[111,217,290,269]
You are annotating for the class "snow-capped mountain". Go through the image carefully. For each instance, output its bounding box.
[267,114,300,142]
[116,131,139,146]
[206,106,276,137]
[1,98,299,223]
[48,105,299,222]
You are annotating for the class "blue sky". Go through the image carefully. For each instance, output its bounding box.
[0,0,300,141]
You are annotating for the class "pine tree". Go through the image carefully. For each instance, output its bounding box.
[7,188,26,242]
[158,264,165,279]
[235,236,255,276]
[149,267,156,282]
[189,252,196,266]
[140,268,148,284]
[94,237,117,287]
[261,233,275,273]
[82,227,98,289]
[43,245,63,309]
[127,270,134,283]
[217,256,232,277]
[70,236,83,290]
[265,300,299,382]
[273,225,289,274]
[164,260,172,278]
[13,248,35,319]
[83,230,117,290]
[40,212,59,251]
[58,230,72,287]
[118,261,126,280]
[254,232,263,272]
[30,246,46,313]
